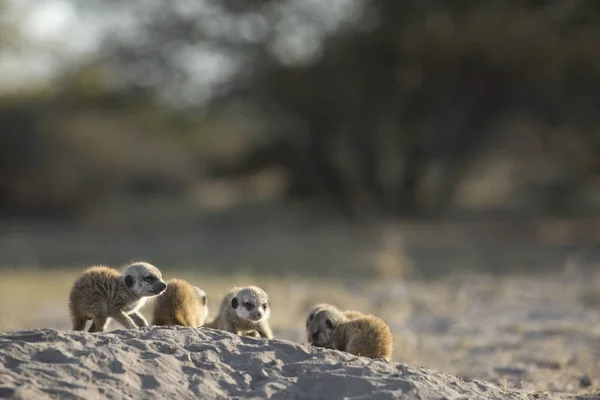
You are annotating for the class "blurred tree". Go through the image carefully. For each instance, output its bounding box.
[4,0,600,219]
[78,0,600,217]
[0,70,201,218]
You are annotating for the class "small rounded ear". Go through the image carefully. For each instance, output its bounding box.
[125,275,134,288]
[231,297,238,309]
[195,288,207,306]
[325,319,334,330]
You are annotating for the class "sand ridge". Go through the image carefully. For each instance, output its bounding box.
[0,326,574,400]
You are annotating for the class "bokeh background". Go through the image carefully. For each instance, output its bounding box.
[2,1,600,394]
[3,0,600,274]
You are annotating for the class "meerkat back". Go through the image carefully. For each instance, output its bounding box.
[69,265,121,331]
[337,315,393,361]
[152,279,207,327]
[343,310,365,320]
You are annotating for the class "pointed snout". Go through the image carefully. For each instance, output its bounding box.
[152,281,167,294]
[249,311,263,321]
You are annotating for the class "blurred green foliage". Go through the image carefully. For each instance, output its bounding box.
[2,0,600,220]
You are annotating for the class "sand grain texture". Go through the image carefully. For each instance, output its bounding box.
[0,327,574,400]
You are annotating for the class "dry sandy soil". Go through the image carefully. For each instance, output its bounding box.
[0,326,579,400]
[1,268,600,399]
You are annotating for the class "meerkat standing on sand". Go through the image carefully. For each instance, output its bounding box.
[151,278,209,327]
[307,304,393,361]
[204,286,273,339]
[69,261,167,332]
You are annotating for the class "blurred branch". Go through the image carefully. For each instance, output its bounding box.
[4,0,600,219]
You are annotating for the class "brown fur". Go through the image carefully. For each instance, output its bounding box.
[305,303,336,329]
[68,263,166,332]
[307,304,393,360]
[152,279,208,327]
[342,310,365,320]
[306,303,364,344]
[204,286,273,339]
[330,315,394,361]
[305,303,363,330]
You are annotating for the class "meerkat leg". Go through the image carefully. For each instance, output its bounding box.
[71,312,88,331]
[202,319,222,331]
[89,316,109,333]
[205,319,219,329]
[129,312,148,327]
[112,311,138,329]
[72,316,88,331]
[255,322,273,339]
[243,331,261,338]
[223,319,239,334]
[151,315,164,326]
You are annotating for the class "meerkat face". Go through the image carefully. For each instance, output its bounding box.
[122,262,167,297]
[195,287,209,321]
[307,309,340,347]
[306,303,333,329]
[231,286,271,323]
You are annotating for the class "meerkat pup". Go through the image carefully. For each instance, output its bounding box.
[305,303,363,334]
[69,261,167,332]
[151,278,209,327]
[307,306,393,361]
[204,286,273,339]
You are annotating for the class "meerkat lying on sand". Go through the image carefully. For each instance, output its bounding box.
[305,303,364,333]
[152,278,208,327]
[307,303,393,361]
[204,286,273,339]
[69,261,167,332]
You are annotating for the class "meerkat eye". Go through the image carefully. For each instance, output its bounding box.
[262,303,268,310]
[243,302,253,310]
[143,276,155,283]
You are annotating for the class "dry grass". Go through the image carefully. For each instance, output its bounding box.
[1,267,600,397]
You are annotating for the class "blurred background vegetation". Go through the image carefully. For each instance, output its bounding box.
[1,0,600,277]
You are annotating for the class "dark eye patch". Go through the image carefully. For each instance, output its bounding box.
[262,303,268,310]
[325,319,334,330]
[125,275,134,287]
[244,302,254,310]
[143,276,155,283]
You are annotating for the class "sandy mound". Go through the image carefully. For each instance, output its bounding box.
[0,327,572,400]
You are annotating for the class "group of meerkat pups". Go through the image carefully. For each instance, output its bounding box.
[68,261,394,361]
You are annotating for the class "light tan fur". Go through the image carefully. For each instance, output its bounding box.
[342,310,365,320]
[305,303,364,343]
[329,315,394,361]
[68,262,166,332]
[305,303,336,330]
[204,286,273,339]
[152,279,208,327]
[307,304,393,361]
